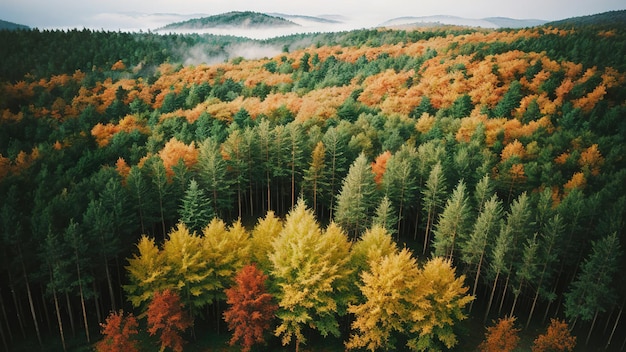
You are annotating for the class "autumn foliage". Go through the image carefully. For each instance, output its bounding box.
[146,289,193,352]
[479,316,520,352]
[95,310,139,352]
[223,264,278,352]
[531,319,576,352]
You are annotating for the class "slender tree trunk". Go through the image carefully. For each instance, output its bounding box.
[92,279,102,324]
[423,209,433,255]
[75,259,90,342]
[484,270,500,323]
[469,251,485,313]
[64,292,75,337]
[0,289,12,342]
[526,266,548,328]
[498,268,512,315]
[0,314,6,352]
[586,309,599,345]
[41,287,52,333]
[607,299,624,349]
[103,256,116,312]
[52,288,66,352]
[9,282,26,338]
[20,245,42,346]
[509,280,524,318]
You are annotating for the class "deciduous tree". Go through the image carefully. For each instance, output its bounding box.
[95,311,139,352]
[479,316,520,352]
[223,264,278,352]
[147,289,193,352]
[531,319,576,352]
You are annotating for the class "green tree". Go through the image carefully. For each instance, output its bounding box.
[303,141,328,213]
[179,179,214,234]
[382,144,419,237]
[322,126,350,218]
[334,153,379,239]
[270,199,352,351]
[421,162,447,254]
[564,232,621,345]
[197,137,233,218]
[372,196,398,237]
[432,180,471,260]
[459,195,503,312]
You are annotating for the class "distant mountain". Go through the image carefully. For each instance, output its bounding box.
[381,15,547,29]
[545,9,626,28]
[159,11,299,31]
[0,19,29,30]
[268,13,342,25]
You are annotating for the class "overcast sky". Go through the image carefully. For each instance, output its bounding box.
[1,0,624,30]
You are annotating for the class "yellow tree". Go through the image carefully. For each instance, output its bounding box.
[124,236,168,310]
[346,248,422,351]
[250,211,283,274]
[270,199,352,352]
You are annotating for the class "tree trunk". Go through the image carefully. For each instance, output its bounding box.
[92,279,102,324]
[75,259,90,343]
[9,281,26,338]
[41,287,52,333]
[509,280,524,318]
[20,245,42,347]
[65,292,75,337]
[498,268,512,315]
[0,288,13,342]
[606,299,624,350]
[423,209,433,255]
[484,270,500,323]
[469,251,485,313]
[52,288,67,352]
[0,315,6,352]
[586,309,599,345]
[104,256,116,312]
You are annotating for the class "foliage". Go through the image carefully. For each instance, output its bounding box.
[223,264,278,352]
[147,289,193,352]
[95,310,140,352]
[532,319,576,352]
[479,316,520,352]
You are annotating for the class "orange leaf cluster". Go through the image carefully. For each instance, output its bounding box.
[91,115,150,147]
[579,143,604,175]
[531,319,576,352]
[147,289,193,352]
[95,310,139,352]
[159,138,198,178]
[479,317,520,352]
[371,151,391,185]
[501,139,526,161]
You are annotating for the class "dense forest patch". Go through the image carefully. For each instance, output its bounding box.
[1,12,625,351]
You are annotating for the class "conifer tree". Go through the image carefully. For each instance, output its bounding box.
[179,179,214,234]
[565,232,621,344]
[422,162,447,254]
[432,180,471,260]
[335,153,379,239]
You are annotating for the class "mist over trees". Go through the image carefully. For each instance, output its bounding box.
[1,10,626,351]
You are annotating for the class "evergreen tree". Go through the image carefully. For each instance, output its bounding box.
[422,162,447,254]
[334,153,379,239]
[432,180,471,260]
[179,179,214,234]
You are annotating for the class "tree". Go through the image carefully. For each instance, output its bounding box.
[432,180,471,260]
[479,316,520,352]
[303,141,328,213]
[223,264,278,352]
[197,137,233,218]
[349,226,398,276]
[147,289,193,352]
[322,126,350,218]
[95,311,139,352]
[408,257,473,351]
[124,236,167,310]
[250,211,283,273]
[509,233,539,317]
[460,195,502,312]
[270,199,352,352]
[178,179,214,234]
[422,162,447,254]
[372,195,398,237]
[564,232,621,345]
[346,248,421,351]
[382,144,419,236]
[531,319,576,352]
[334,153,379,239]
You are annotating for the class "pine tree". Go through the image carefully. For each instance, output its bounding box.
[432,180,471,260]
[197,137,233,218]
[564,232,621,344]
[334,153,379,239]
[179,179,214,234]
[422,162,447,254]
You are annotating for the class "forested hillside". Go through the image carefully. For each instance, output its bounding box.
[1,12,626,351]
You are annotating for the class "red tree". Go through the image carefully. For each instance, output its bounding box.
[479,316,520,352]
[532,319,576,352]
[223,264,278,352]
[147,289,193,352]
[95,310,139,352]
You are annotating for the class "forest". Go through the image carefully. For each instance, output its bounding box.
[1,10,626,351]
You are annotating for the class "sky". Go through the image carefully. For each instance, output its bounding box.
[1,0,624,31]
